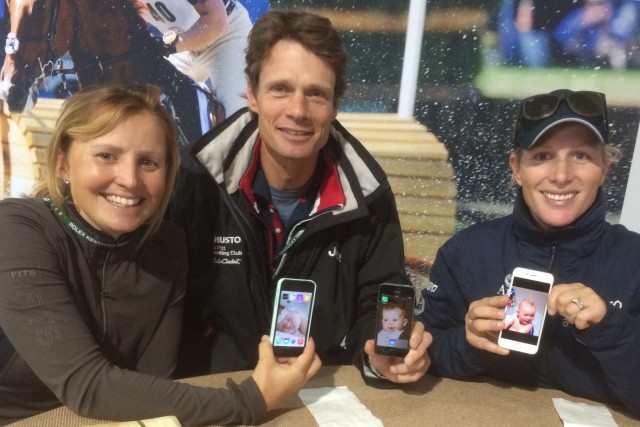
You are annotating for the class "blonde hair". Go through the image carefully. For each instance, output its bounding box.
[34,83,179,241]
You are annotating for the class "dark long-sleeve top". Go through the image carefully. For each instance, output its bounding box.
[0,197,265,425]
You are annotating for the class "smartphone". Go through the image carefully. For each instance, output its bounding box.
[269,278,316,357]
[374,283,415,358]
[498,267,554,355]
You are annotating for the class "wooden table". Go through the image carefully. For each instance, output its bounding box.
[9,365,640,426]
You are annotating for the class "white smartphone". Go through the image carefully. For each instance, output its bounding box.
[498,267,554,355]
[269,278,316,357]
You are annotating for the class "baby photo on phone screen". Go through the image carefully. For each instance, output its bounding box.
[274,293,311,342]
[376,300,411,348]
[504,287,547,337]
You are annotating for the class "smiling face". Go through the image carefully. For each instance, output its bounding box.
[510,122,611,231]
[56,111,168,239]
[516,303,536,325]
[246,40,339,189]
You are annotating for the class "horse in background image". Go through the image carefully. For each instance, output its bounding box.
[0,0,225,145]
[0,0,73,113]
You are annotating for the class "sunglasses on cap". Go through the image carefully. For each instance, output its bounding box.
[520,91,606,121]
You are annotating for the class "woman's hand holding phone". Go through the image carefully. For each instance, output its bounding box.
[465,295,511,356]
[364,321,432,383]
[252,335,322,412]
[269,278,316,357]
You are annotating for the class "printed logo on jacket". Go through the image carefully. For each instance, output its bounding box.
[213,235,244,265]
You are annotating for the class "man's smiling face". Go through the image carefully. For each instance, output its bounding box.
[247,39,339,177]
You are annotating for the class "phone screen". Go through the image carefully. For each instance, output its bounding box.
[498,268,553,354]
[270,278,316,357]
[375,283,415,358]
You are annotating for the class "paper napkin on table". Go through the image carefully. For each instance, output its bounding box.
[552,398,618,427]
[84,415,181,427]
[298,386,383,426]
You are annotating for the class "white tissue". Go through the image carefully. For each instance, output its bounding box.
[552,398,618,427]
[298,386,383,427]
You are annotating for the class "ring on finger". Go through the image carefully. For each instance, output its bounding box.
[571,297,586,311]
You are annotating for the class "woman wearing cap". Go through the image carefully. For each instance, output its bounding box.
[417,89,640,417]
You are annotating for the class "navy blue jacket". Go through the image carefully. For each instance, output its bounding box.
[418,191,640,417]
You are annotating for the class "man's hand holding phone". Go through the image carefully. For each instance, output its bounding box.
[364,321,432,383]
[365,282,431,383]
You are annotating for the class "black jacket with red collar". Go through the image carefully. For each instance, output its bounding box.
[168,108,410,375]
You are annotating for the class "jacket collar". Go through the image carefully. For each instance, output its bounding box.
[238,139,346,216]
[513,188,605,257]
[44,198,135,249]
[192,109,388,215]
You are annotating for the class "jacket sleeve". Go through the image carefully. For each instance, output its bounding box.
[349,186,413,387]
[419,241,502,378]
[0,203,266,426]
[576,295,640,417]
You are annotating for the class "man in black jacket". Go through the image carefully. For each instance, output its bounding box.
[169,10,431,384]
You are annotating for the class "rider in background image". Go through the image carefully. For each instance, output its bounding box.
[135,0,252,117]
[238,0,269,24]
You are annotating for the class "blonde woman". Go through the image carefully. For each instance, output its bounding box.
[0,83,320,425]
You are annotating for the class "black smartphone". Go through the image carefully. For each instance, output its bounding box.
[269,278,317,357]
[374,283,415,358]
[498,267,554,354]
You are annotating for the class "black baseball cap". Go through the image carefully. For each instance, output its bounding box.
[513,89,608,149]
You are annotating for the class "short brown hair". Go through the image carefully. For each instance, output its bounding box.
[34,83,179,240]
[245,10,347,104]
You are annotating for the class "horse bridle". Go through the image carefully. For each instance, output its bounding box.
[4,0,162,82]
[62,0,168,77]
